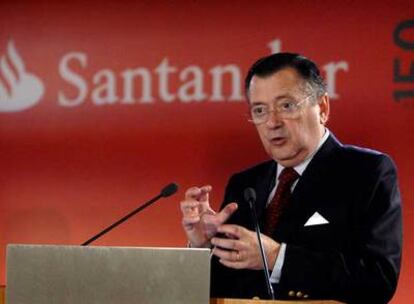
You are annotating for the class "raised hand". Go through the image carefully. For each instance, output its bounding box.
[180,185,238,248]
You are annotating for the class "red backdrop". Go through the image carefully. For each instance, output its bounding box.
[0,1,413,302]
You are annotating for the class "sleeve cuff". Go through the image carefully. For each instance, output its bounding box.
[270,242,286,284]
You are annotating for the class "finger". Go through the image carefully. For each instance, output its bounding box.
[217,224,245,239]
[211,236,240,251]
[215,202,238,224]
[212,246,241,261]
[180,199,198,211]
[212,247,247,269]
[185,187,203,199]
[185,185,212,200]
[225,232,238,240]
[218,258,245,269]
[180,200,201,216]
[199,185,212,202]
[198,186,213,212]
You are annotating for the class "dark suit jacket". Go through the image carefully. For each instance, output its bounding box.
[210,134,402,304]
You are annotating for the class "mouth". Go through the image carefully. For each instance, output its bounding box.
[269,136,287,146]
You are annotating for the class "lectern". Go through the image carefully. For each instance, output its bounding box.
[1,285,345,304]
[210,299,344,304]
[4,245,345,304]
[6,244,211,304]
[0,286,4,304]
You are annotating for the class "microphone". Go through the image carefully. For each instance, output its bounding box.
[81,182,179,246]
[244,187,275,300]
[160,183,179,197]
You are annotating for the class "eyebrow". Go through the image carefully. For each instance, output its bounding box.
[250,93,296,106]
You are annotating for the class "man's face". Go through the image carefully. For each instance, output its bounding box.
[248,67,329,167]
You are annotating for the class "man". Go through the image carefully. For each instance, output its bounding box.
[180,53,402,303]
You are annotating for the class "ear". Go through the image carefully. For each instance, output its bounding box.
[318,93,330,124]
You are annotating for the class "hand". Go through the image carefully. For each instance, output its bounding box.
[180,185,238,248]
[211,224,280,270]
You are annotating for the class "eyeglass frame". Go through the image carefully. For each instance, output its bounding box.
[247,94,314,125]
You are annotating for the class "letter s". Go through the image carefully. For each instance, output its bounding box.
[58,52,88,107]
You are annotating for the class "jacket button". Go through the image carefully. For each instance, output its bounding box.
[296,291,303,298]
[288,290,295,297]
[303,294,309,299]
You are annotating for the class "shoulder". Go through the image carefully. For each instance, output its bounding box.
[338,143,397,173]
[319,137,399,190]
[305,134,398,187]
[322,134,396,171]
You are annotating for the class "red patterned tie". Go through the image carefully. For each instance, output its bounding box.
[264,167,299,236]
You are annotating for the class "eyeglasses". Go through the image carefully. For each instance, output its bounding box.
[248,96,311,125]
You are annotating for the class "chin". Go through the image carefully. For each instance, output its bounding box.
[270,151,302,167]
[271,155,292,165]
[269,150,292,162]
[275,159,296,167]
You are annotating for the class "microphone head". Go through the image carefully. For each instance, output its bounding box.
[160,183,179,197]
[244,187,256,203]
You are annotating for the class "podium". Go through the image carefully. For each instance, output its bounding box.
[0,286,344,304]
[210,299,343,304]
[3,244,345,304]
[0,286,4,304]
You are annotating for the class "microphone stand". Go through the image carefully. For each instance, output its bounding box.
[245,188,275,300]
[82,183,178,246]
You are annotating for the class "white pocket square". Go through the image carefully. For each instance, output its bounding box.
[304,212,329,227]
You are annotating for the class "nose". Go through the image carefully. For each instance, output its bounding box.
[265,109,283,128]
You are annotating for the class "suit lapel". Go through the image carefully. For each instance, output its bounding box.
[284,134,342,227]
[292,134,342,202]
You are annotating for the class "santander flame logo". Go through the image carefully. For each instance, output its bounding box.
[0,40,44,112]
